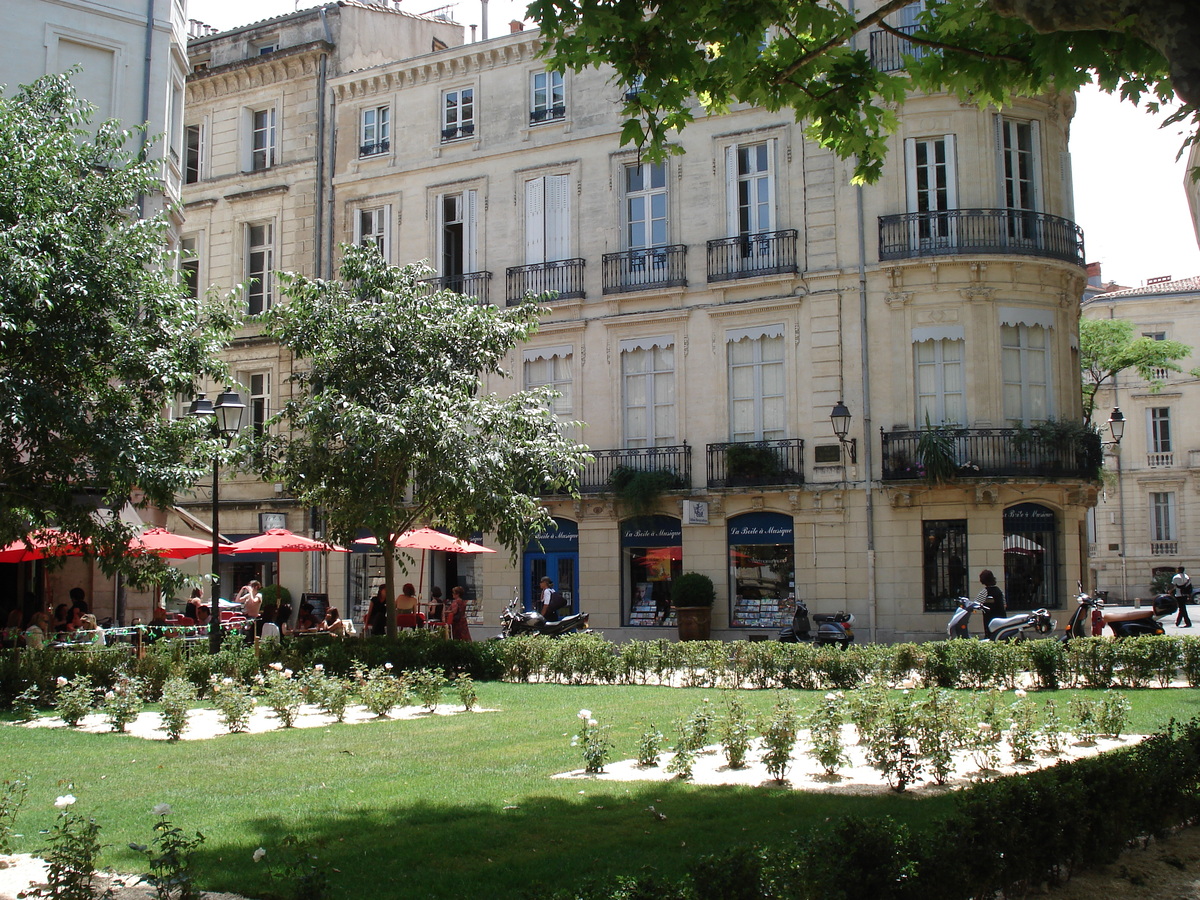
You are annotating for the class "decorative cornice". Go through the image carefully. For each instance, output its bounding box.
[223,184,290,203]
[332,35,545,101]
[958,286,995,302]
[187,43,330,101]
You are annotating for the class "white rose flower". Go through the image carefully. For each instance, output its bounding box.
[269,662,283,671]
[578,709,592,720]
[384,662,394,670]
[1014,689,1027,699]
[977,722,992,732]
[153,803,171,817]
[54,795,76,809]
[222,677,234,685]
[56,676,68,687]
[314,664,324,671]
[283,669,293,679]
[253,847,266,863]
[105,691,115,700]
[824,693,837,701]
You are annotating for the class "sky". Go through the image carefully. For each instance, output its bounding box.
[189,0,1200,289]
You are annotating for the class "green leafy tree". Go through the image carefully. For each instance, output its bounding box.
[0,74,237,583]
[532,0,1197,184]
[260,245,588,636]
[1079,317,1193,420]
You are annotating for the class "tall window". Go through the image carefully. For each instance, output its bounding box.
[1149,407,1172,465]
[441,88,474,142]
[624,162,667,250]
[923,519,968,611]
[180,236,199,301]
[524,350,573,419]
[622,342,676,448]
[246,223,273,315]
[905,135,956,245]
[184,123,203,184]
[728,142,775,237]
[728,331,785,442]
[355,207,389,262]
[915,338,964,425]
[240,371,271,436]
[360,106,390,157]
[524,174,570,263]
[530,70,565,123]
[1151,492,1176,542]
[1002,323,1049,424]
[250,107,276,171]
[438,191,477,280]
[998,118,1038,211]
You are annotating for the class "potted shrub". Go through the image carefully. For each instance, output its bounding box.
[671,572,715,641]
[608,465,683,520]
[725,443,783,483]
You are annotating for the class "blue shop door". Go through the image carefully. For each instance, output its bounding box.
[523,553,578,615]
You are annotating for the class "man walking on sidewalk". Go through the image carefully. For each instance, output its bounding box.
[1172,566,1192,627]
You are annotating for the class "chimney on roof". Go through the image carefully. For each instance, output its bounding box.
[510,19,524,32]
[481,0,488,39]
[1085,261,1101,286]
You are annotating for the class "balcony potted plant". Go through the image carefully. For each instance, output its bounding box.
[916,417,958,485]
[671,571,715,641]
[725,443,783,483]
[609,465,683,521]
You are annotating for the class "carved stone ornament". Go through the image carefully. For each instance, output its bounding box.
[974,486,998,506]
[959,286,995,303]
[890,491,913,508]
[885,291,913,309]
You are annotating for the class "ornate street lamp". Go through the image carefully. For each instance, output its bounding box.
[189,388,245,653]
[830,400,857,464]
[1106,407,1125,446]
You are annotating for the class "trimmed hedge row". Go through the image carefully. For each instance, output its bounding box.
[3,632,1200,706]
[539,719,1200,900]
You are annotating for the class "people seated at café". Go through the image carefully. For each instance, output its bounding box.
[396,583,425,628]
[64,606,85,636]
[258,603,281,641]
[184,587,204,622]
[295,603,319,632]
[78,614,105,646]
[275,602,293,635]
[1,610,22,648]
[68,587,89,615]
[51,604,71,634]
[196,606,211,627]
[23,612,50,649]
[318,606,346,636]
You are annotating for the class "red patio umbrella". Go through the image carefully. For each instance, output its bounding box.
[356,528,495,593]
[128,527,235,560]
[229,528,347,554]
[0,531,87,564]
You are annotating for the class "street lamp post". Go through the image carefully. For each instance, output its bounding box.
[830,400,857,464]
[1104,407,1126,604]
[189,389,245,653]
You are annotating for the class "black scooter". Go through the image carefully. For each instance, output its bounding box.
[778,596,854,648]
[496,596,591,639]
[1062,584,1175,640]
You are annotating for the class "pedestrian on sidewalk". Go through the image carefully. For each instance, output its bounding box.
[1172,566,1192,627]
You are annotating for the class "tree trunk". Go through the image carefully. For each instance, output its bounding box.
[382,540,398,639]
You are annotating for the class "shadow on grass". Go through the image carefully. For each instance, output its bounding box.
[197,783,951,900]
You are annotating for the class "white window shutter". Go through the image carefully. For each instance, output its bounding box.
[525,177,545,264]
[1059,151,1074,220]
[725,144,738,236]
[767,137,778,231]
[545,174,570,261]
[465,189,478,272]
[382,204,392,263]
[1029,118,1042,211]
[904,137,918,213]
[993,114,1005,207]
[435,193,446,274]
[944,133,958,208]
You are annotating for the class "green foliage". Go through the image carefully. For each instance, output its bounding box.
[1026,638,1067,690]
[532,0,1194,188]
[916,687,964,785]
[0,74,238,586]
[724,444,783,480]
[210,676,255,733]
[607,466,683,520]
[354,664,409,718]
[159,677,195,742]
[1066,636,1117,688]
[22,797,111,900]
[260,584,292,609]
[669,572,715,609]
[260,244,589,634]
[807,691,849,775]
[0,777,27,855]
[636,726,664,768]
[915,418,959,485]
[453,673,478,711]
[411,668,447,712]
[862,693,923,791]
[101,675,143,733]
[719,693,753,769]
[53,676,94,727]
[260,665,303,728]
[1011,418,1105,480]
[130,805,205,900]
[759,696,798,783]
[265,834,333,900]
[572,708,613,774]
[1080,318,1194,419]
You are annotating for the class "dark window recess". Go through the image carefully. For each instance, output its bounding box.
[359,140,390,157]
[441,123,475,142]
[923,519,968,612]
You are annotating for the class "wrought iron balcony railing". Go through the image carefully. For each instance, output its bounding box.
[706,439,805,489]
[880,427,1102,481]
[602,245,687,294]
[529,105,566,124]
[579,445,692,494]
[868,25,930,72]
[359,139,390,157]
[506,259,586,305]
[440,123,475,142]
[707,229,798,282]
[878,209,1085,267]
[422,271,492,304]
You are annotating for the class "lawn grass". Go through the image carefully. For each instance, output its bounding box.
[4,683,1199,899]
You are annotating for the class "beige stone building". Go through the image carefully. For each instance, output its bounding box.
[1,0,190,621]
[181,1,1095,641]
[1083,276,1200,602]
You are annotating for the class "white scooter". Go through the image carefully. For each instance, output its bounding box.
[946,596,1055,641]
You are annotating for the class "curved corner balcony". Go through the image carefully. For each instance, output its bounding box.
[878,209,1085,267]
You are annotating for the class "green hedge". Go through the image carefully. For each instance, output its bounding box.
[4,633,1199,707]
[536,719,1200,900]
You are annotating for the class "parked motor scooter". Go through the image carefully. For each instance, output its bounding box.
[1061,583,1174,641]
[778,596,854,648]
[946,596,1055,641]
[496,596,591,639]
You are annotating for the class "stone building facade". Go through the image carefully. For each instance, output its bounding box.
[181,1,1095,640]
[1083,276,1200,602]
